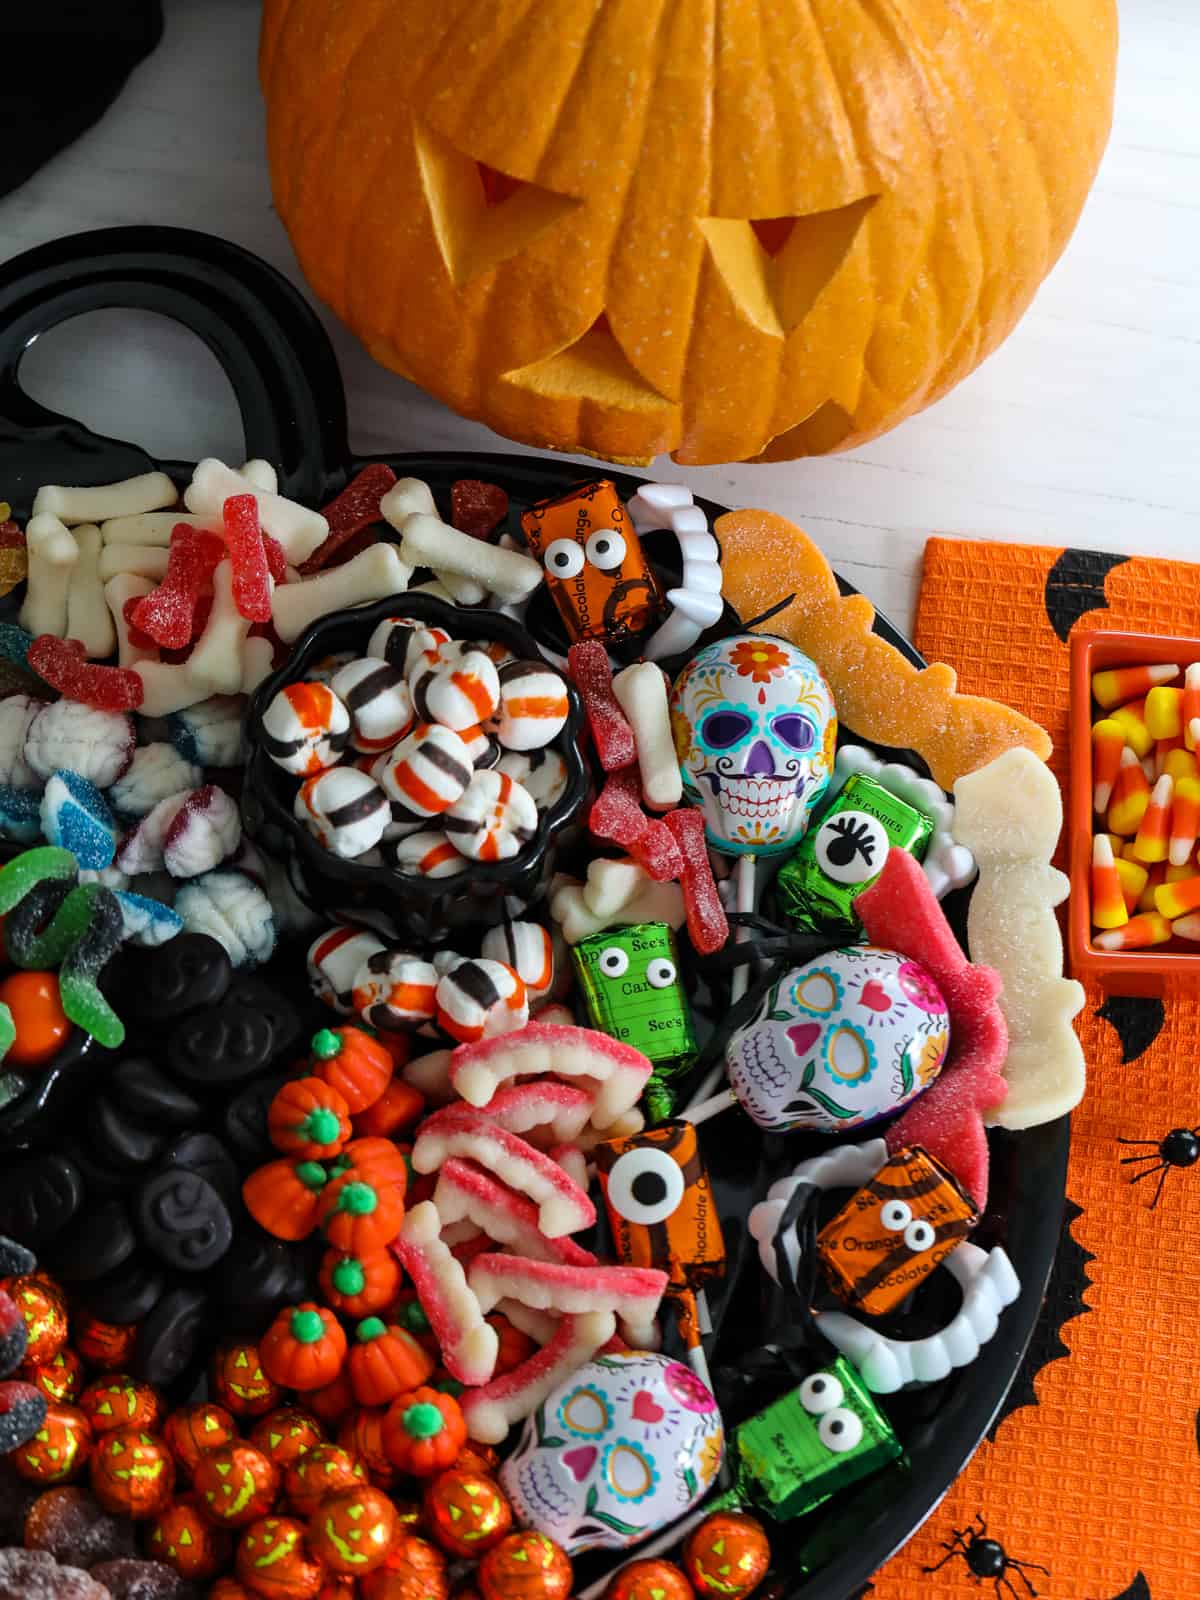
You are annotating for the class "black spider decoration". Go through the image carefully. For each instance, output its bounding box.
[824,813,877,869]
[1118,1124,1200,1208]
[922,1514,1048,1598]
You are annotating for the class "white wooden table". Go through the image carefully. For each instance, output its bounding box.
[0,0,1195,638]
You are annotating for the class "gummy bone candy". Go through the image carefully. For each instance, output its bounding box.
[65,525,116,659]
[460,1309,616,1446]
[612,662,682,810]
[468,1253,667,1350]
[816,1241,1020,1392]
[411,1107,595,1238]
[19,513,79,637]
[449,1022,654,1129]
[35,470,177,525]
[952,747,1086,1130]
[398,513,542,605]
[393,1200,499,1387]
[184,457,328,564]
[272,544,413,644]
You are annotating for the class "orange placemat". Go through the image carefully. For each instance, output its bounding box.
[865,540,1200,1600]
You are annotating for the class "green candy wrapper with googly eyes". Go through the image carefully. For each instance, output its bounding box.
[776,773,933,940]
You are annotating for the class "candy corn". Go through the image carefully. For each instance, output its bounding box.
[1091,834,1128,929]
[1171,914,1200,941]
[1092,718,1126,813]
[1094,913,1172,952]
[1111,698,1154,759]
[1184,663,1200,751]
[1108,747,1152,836]
[1168,775,1200,867]
[1164,747,1198,785]
[1091,662,1178,711]
[1136,862,1167,914]
[1145,686,1184,741]
[1154,874,1200,920]
[1155,733,1185,778]
[1113,855,1148,913]
[1133,774,1173,862]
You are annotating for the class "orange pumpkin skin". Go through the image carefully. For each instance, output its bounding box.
[90,1426,176,1517]
[309,1027,393,1113]
[305,1369,357,1429]
[352,1078,424,1139]
[212,1581,256,1600]
[360,1531,448,1600]
[269,1077,353,1160]
[308,1483,398,1576]
[261,0,1118,467]
[348,1319,435,1408]
[262,1306,349,1392]
[331,1137,409,1194]
[237,1514,327,1600]
[319,1248,402,1319]
[319,1175,405,1256]
[244,1158,330,1241]
[163,1401,239,1478]
[381,1388,466,1478]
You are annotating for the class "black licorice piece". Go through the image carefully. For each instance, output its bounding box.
[124,931,233,1021]
[60,1136,127,1199]
[222,1070,293,1162]
[212,1226,301,1332]
[168,1004,274,1085]
[160,1131,239,1214]
[48,1198,138,1283]
[225,975,301,1059]
[134,1285,209,1389]
[0,1154,82,1247]
[79,1254,165,1324]
[92,1095,167,1168]
[109,1059,203,1127]
[135,1168,233,1273]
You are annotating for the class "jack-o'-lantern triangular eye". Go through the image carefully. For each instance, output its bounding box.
[699,196,877,339]
[414,119,582,285]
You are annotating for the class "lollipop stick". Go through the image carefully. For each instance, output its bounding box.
[682,853,758,1112]
[678,1088,737,1127]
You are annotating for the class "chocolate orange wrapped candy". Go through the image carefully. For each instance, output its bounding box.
[605,1561,694,1600]
[194,1441,280,1527]
[211,1338,283,1417]
[21,1347,83,1405]
[79,1374,164,1436]
[147,1493,231,1580]
[89,1427,175,1517]
[360,1529,448,1600]
[162,1401,238,1478]
[479,1531,572,1600]
[251,1405,326,1471]
[308,1483,398,1576]
[12,1400,92,1484]
[423,1468,513,1558]
[237,1514,326,1599]
[4,1275,68,1364]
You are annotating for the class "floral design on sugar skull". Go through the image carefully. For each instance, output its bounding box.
[499,1351,723,1555]
[670,634,836,855]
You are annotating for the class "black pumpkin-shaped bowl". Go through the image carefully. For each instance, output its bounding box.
[242,591,588,945]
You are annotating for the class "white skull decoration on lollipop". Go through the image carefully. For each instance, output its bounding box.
[670,635,836,856]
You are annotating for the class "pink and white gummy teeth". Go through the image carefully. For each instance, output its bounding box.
[448,1021,653,1131]
[432,1158,596,1268]
[393,1200,499,1387]
[467,1253,668,1350]
[411,1106,596,1238]
[460,1311,617,1446]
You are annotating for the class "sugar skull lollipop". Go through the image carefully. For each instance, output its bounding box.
[500,1350,723,1556]
[707,946,950,1134]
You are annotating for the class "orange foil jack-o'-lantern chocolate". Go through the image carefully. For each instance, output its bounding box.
[194,1441,281,1527]
[212,1339,284,1417]
[80,1374,165,1436]
[251,1405,327,1471]
[12,1401,93,1484]
[308,1483,398,1576]
[521,481,663,646]
[148,1493,232,1581]
[90,1426,176,1517]
[163,1401,239,1478]
[21,1346,84,1404]
[237,1515,327,1600]
[72,1312,138,1371]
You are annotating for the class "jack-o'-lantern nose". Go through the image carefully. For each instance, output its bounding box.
[745,739,775,777]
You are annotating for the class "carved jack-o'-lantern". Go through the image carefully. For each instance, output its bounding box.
[260,0,1117,466]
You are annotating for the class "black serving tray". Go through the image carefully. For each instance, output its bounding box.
[0,226,1068,1599]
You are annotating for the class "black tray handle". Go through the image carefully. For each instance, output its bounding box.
[0,225,350,518]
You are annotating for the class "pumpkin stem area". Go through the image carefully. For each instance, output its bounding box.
[311,1028,340,1060]
[332,1258,366,1296]
[290,1309,326,1344]
[338,1181,377,1215]
[302,1107,341,1146]
[402,1401,444,1439]
[356,1317,386,1343]
[296,1161,328,1191]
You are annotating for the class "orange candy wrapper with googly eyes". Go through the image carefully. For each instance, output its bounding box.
[521,479,664,646]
